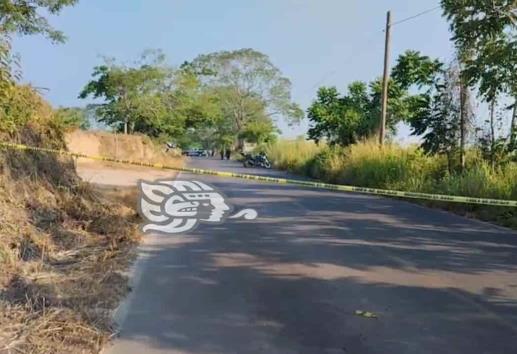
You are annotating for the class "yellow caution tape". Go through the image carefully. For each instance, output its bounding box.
[354,310,378,319]
[1,141,516,207]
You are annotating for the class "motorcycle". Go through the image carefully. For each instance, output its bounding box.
[242,152,272,169]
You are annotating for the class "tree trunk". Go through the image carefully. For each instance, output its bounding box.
[236,138,245,152]
[446,150,453,174]
[123,93,130,135]
[510,99,517,150]
[459,80,467,171]
[489,100,496,169]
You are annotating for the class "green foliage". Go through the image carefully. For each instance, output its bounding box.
[0,85,54,134]
[0,36,18,100]
[307,84,376,146]
[238,117,277,144]
[79,49,291,150]
[390,50,472,171]
[413,63,462,158]
[463,35,517,101]
[80,52,187,136]
[442,0,517,153]
[0,0,77,139]
[266,139,517,228]
[392,50,443,90]
[184,48,302,149]
[441,0,516,54]
[390,50,445,133]
[0,0,78,42]
[55,107,90,130]
[307,50,444,148]
[189,48,303,124]
[264,138,323,174]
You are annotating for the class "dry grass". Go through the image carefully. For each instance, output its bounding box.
[0,127,141,354]
[264,138,323,174]
[266,139,517,229]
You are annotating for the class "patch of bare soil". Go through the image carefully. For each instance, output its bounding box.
[65,130,183,169]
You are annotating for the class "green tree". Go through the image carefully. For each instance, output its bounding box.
[0,0,77,108]
[306,56,438,148]
[412,63,462,172]
[441,0,516,53]
[390,50,444,128]
[441,0,517,154]
[392,50,443,90]
[188,49,303,147]
[0,35,17,104]
[477,102,509,166]
[80,52,223,144]
[391,50,476,170]
[466,35,517,154]
[79,52,171,134]
[368,77,419,134]
[239,116,278,145]
[307,83,376,146]
[0,85,53,133]
[55,107,90,130]
[0,0,78,41]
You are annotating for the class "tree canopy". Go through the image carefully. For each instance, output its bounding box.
[0,0,78,42]
[442,0,517,153]
[181,49,302,148]
[307,84,375,146]
[0,0,78,125]
[307,50,443,147]
[189,49,303,125]
[78,49,296,150]
[79,52,175,135]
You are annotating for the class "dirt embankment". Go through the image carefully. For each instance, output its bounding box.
[0,127,141,353]
[65,130,182,167]
[0,79,185,353]
[65,130,183,204]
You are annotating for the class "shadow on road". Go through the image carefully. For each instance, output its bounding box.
[110,170,517,354]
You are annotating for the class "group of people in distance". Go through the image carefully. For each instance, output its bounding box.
[219,149,231,160]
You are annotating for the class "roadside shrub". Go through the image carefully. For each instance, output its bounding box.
[0,85,54,134]
[435,162,517,200]
[267,138,517,228]
[265,138,322,173]
[306,146,347,182]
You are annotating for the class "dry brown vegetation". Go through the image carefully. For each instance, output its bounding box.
[0,139,140,352]
[0,124,142,352]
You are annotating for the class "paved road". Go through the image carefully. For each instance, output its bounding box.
[105,157,517,354]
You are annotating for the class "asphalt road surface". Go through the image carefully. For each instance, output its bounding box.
[104,157,517,354]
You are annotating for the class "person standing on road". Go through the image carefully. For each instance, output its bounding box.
[225,149,231,160]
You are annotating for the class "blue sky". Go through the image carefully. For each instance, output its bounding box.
[14,0,454,139]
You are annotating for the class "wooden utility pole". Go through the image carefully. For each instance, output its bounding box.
[379,10,392,146]
[489,100,496,169]
[511,100,517,149]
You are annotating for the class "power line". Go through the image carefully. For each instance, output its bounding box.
[303,31,383,96]
[303,5,442,98]
[390,6,441,27]
[309,70,337,91]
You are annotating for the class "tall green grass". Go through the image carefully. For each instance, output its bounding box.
[264,138,323,174]
[266,139,517,228]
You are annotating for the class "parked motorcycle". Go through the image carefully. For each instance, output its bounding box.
[242,152,272,169]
